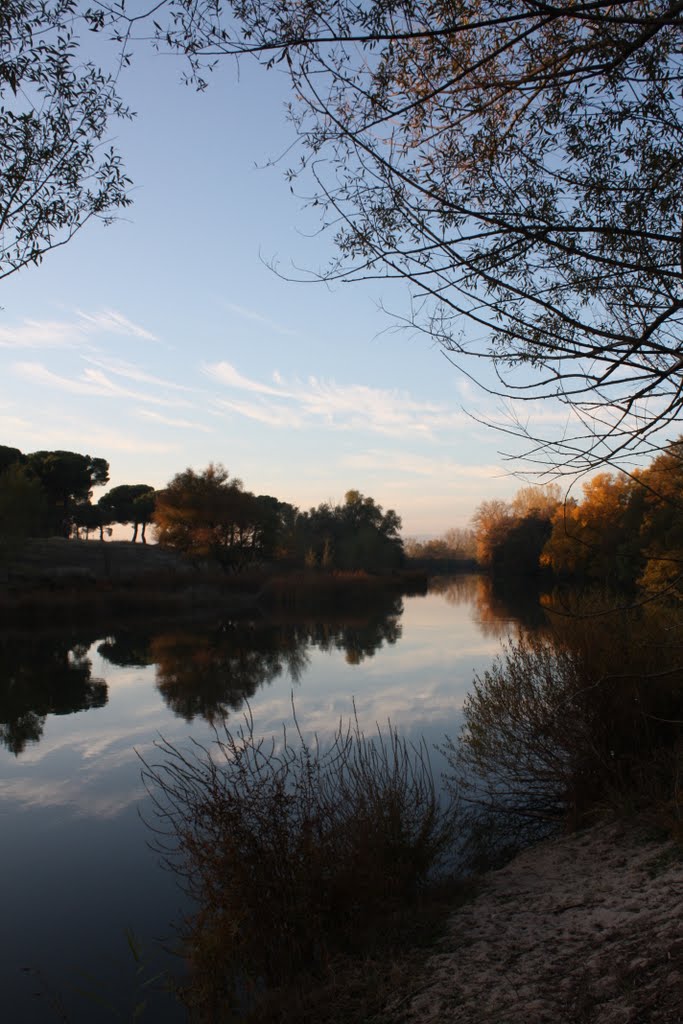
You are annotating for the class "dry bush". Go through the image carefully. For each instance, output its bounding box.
[140,707,458,1021]
[444,600,683,851]
[442,633,593,852]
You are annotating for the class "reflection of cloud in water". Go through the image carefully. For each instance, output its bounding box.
[0,776,143,818]
[0,582,544,819]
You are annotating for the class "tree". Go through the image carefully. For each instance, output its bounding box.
[98,484,156,542]
[154,464,269,568]
[296,490,404,570]
[0,1,132,281]
[471,499,511,567]
[541,472,639,584]
[0,462,48,543]
[634,442,683,596]
[71,500,110,540]
[9,3,682,471]
[0,446,23,474]
[26,450,109,536]
[132,0,683,472]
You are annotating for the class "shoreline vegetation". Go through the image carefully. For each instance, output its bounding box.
[0,536,431,626]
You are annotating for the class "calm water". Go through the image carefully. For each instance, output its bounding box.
[0,576,543,1022]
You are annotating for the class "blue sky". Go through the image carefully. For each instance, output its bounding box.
[0,41,564,536]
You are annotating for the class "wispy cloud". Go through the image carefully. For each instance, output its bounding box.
[223,302,297,337]
[14,362,191,408]
[0,309,157,349]
[209,361,290,398]
[0,319,82,349]
[342,449,505,481]
[83,356,193,392]
[215,397,304,429]
[74,309,158,340]
[136,409,213,432]
[205,360,469,438]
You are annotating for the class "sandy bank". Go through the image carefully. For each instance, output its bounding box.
[386,819,683,1024]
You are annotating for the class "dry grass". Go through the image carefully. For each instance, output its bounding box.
[257,568,427,611]
[140,705,459,1022]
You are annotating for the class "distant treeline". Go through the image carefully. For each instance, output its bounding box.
[0,446,404,572]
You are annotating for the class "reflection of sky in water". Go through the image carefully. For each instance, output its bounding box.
[0,581,520,1022]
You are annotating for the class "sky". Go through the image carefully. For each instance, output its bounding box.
[0,34,568,536]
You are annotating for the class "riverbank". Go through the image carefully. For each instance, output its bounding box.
[382,817,683,1024]
[0,537,427,625]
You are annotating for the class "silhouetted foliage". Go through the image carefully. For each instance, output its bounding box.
[0,462,48,542]
[93,598,402,725]
[0,632,107,755]
[154,464,277,569]
[0,445,23,474]
[98,484,156,542]
[151,622,309,723]
[296,490,404,571]
[0,0,132,282]
[444,595,683,845]
[25,449,109,537]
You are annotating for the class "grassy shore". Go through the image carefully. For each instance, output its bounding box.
[0,538,428,626]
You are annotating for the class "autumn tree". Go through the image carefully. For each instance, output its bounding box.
[635,443,683,597]
[154,464,273,568]
[472,485,562,576]
[541,473,639,585]
[471,500,511,568]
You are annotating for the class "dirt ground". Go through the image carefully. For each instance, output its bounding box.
[384,819,683,1024]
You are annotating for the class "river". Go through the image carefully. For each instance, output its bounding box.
[0,575,544,1022]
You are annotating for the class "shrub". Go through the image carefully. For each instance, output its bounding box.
[443,601,683,849]
[442,633,593,848]
[140,706,458,1020]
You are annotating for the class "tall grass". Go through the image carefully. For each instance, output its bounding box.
[140,706,458,1021]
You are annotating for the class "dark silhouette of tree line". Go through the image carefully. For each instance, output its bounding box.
[0,449,405,572]
[153,466,404,571]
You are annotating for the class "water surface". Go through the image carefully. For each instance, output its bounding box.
[0,575,540,1021]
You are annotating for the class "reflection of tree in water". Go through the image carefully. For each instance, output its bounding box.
[305,596,403,665]
[0,634,107,756]
[428,574,481,606]
[151,621,311,723]
[97,633,155,668]
[429,574,549,637]
[94,597,405,724]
